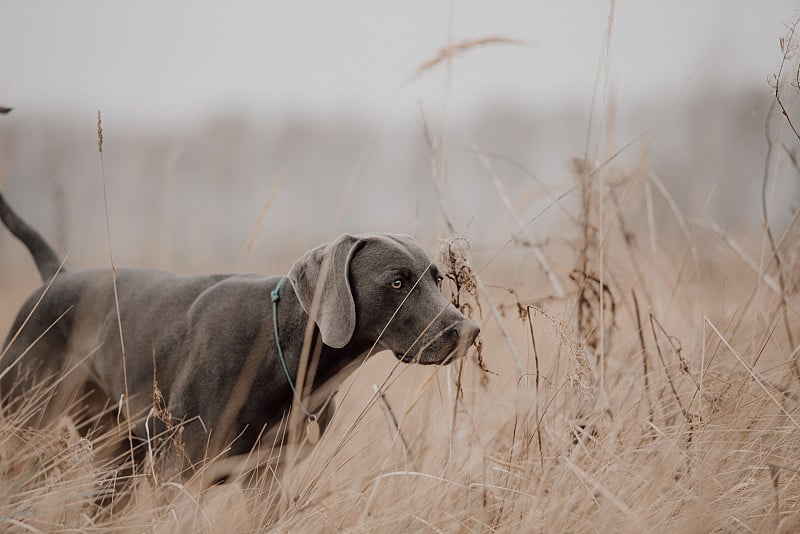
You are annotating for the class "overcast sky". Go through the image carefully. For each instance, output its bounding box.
[0,1,797,126]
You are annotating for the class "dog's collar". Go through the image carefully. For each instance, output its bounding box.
[271,276,333,423]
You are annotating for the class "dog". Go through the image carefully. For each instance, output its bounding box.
[0,191,480,474]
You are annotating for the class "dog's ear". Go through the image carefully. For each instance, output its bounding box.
[288,234,362,348]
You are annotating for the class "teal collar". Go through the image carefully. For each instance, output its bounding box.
[271,277,332,421]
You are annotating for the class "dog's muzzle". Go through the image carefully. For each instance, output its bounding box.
[403,318,480,365]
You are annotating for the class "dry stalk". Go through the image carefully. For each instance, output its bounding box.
[0,255,69,365]
[708,221,785,298]
[406,36,524,84]
[569,268,617,364]
[769,463,782,532]
[572,152,602,392]
[648,310,692,425]
[648,171,699,269]
[419,104,455,235]
[440,236,491,374]
[631,291,654,423]
[649,313,695,386]
[427,143,544,379]
[525,306,544,469]
[782,140,800,176]
[474,147,565,299]
[762,100,797,380]
[573,4,618,395]
[371,384,413,465]
[706,207,800,381]
[442,237,481,317]
[609,187,647,292]
[148,341,187,482]
[477,280,523,376]
[439,236,488,464]
[643,173,662,318]
[470,133,642,288]
[472,146,578,224]
[705,316,800,427]
[97,111,136,471]
[771,16,800,142]
[762,19,800,383]
[568,153,624,395]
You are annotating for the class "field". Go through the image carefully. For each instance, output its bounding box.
[2,157,800,533]
[2,11,800,534]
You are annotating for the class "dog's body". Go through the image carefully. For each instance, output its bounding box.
[0,192,479,469]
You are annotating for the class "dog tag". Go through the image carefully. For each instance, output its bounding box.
[306,418,320,445]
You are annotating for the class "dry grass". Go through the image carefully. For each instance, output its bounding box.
[2,9,800,534]
[2,153,800,532]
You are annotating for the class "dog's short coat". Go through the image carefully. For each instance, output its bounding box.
[0,192,479,470]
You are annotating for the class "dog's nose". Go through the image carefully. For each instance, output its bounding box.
[456,320,480,345]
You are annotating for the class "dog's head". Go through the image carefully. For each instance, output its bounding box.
[288,233,480,365]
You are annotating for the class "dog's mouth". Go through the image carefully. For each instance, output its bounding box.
[397,319,480,365]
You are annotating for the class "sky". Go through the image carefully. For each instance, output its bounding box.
[0,1,797,126]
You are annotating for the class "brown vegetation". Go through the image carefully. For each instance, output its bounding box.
[1,9,800,534]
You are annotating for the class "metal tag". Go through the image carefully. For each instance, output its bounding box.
[305,418,320,445]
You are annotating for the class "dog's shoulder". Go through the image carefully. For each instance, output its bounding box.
[185,273,280,320]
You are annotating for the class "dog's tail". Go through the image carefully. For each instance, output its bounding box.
[0,191,64,280]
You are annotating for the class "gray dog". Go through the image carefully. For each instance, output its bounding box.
[0,192,479,472]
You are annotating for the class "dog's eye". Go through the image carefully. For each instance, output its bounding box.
[436,276,443,288]
[391,279,403,289]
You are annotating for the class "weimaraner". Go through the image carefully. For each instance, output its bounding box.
[0,191,479,473]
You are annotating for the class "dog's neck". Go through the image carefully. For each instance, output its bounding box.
[308,338,375,404]
[288,337,374,410]
[307,346,371,410]
[274,283,375,414]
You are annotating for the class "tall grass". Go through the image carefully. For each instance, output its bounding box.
[2,146,799,532]
[2,9,800,534]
